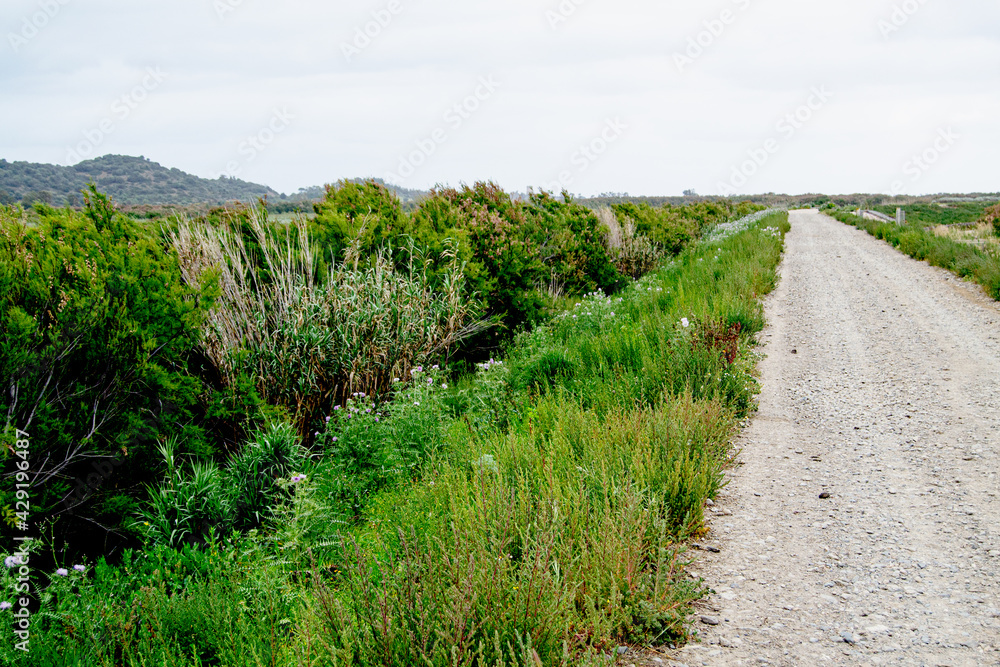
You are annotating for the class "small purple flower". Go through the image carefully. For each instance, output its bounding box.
[432,365,439,370]
[442,384,448,389]
[365,408,371,413]
[333,405,341,411]
[0,602,11,611]
[55,568,68,577]
[414,401,420,406]
[393,377,400,382]
[427,378,433,384]
[374,417,379,422]
[73,564,86,573]
[4,556,22,568]
[326,416,331,422]
[315,431,320,436]
[290,474,306,484]
[332,437,338,442]
[359,393,365,398]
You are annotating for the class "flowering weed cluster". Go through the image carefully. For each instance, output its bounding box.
[315,365,450,519]
[702,208,784,244]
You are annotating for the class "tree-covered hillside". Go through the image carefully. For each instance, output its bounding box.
[0,155,278,206]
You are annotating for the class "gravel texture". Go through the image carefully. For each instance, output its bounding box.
[664,210,1000,667]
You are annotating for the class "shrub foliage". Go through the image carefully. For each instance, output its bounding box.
[1,181,777,665]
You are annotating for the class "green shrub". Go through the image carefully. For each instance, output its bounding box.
[172,206,483,437]
[896,229,925,258]
[228,422,307,530]
[982,203,1000,237]
[0,189,222,555]
[316,366,449,519]
[872,201,996,226]
[137,439,232,549]
[136,421,313,548]
[311,179,407,263]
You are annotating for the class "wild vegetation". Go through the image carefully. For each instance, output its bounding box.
[829,209,1000,300]
[983,203,1000,237]
[1,179,783,665]
[870,200,998,227]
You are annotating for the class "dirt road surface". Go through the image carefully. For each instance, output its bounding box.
[671,210,1000,666]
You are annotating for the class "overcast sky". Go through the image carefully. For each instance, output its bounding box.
[2,0,998,197]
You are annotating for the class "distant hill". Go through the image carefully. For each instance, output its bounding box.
[0,155,278,207]
[0,155,434,210]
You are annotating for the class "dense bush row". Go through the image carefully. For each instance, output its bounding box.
[1,181,757,562]
[2,210,790,666]
[829,210,1000,299]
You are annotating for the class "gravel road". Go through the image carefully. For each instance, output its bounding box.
[670,210,1000,666]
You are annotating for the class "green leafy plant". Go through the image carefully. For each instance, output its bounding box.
[171,204,486,438]
[228,421,308,530]
[137,439,232,549]
[0,189,218,555]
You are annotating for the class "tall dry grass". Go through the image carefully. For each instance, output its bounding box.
[596,206,665,279]
[170,206,489,433]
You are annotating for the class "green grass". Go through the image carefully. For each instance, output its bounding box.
[6,212,791,666]
[830,210,1000,300]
